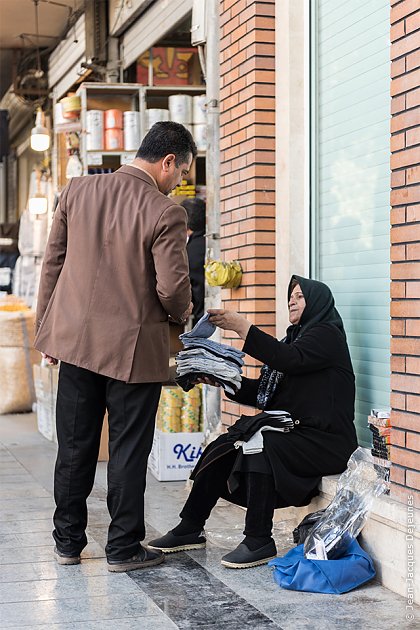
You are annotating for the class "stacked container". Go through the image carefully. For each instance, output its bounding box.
[86,110,104,151]
[168,94,193,133]
[146,108,169,131]
[123,111,141,151]
[192,94,207,151]
[104,109,123,150]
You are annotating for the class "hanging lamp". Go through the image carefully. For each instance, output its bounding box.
[30,107,50,151]
[29,0,50,152]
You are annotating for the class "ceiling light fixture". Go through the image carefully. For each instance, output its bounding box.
[29,0,50,151]
[31,107,50,151]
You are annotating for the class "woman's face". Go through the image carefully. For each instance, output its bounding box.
[288,283,306,325]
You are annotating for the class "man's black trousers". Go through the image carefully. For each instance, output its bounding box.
[53,362,161,561]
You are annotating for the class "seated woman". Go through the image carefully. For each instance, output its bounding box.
[148,275,358,569]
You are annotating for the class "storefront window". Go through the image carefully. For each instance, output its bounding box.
[310,0,391,446]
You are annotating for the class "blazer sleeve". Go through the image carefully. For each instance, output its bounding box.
[225,376,260,407]
[152,203,192,322]
[35,182,70,332]
[243,323,342,375]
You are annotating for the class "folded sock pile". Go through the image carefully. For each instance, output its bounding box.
[175,313,244,395]
[228,410,294,454]
[235,420,293,454]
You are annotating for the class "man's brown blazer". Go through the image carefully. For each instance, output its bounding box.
[34,165,191,383]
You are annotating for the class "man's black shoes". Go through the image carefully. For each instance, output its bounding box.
[107,545,165,572]
[54,546,81,565]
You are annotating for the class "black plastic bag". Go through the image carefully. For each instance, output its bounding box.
[292,510,326,545]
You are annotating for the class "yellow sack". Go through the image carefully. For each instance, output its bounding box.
[204,260,242,289]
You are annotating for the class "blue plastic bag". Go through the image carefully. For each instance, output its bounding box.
[268,539,375,594]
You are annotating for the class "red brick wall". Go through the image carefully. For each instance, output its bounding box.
[390,0,420,508]
[219,0,276,427]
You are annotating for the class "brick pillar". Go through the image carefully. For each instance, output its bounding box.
[219,0,276,426]
[390,0,420,508]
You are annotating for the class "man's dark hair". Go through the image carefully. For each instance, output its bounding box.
[182,198,206,233]
[136,121,197,165]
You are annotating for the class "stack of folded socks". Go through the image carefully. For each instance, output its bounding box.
[233,410,294,454]
[368,407,391,490]
[176,313,244,395]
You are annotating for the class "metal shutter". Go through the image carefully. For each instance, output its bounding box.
[311,0,390,445]
[48,14,86,94]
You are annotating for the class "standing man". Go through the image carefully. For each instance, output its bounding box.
[34,122,196,572]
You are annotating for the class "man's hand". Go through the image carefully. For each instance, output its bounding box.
[41,352,58,366]
[180,302,194,323]
[207,309,252,340]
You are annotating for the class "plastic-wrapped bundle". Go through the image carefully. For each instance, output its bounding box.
[156,386,183,432]
[181,386,201,432]
[13,256,43,308]
[304,447,388,560]
[18,210,48,257]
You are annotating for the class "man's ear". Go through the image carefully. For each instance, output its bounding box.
[162,154,176,171]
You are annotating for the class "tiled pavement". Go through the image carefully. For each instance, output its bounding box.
[0,413,418,629]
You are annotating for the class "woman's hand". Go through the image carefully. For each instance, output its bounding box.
[207,309,252,340]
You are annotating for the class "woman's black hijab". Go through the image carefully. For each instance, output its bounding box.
[285,275,345,344]
[257,275,345,408]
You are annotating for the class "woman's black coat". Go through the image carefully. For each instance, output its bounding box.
[191,276,358,509]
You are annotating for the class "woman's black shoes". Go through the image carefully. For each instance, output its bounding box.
[107,545,164,572]
[221,539,277,569]
[148,530,206,553]
[147,530,277,568]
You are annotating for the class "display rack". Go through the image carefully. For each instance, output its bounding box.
[53,82,206,192]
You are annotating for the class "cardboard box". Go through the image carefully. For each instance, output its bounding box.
[136,47,200,86]
[148,429,204,482]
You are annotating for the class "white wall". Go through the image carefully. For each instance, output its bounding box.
[275,0,310,336]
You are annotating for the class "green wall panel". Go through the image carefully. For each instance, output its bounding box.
[311,0,390,446]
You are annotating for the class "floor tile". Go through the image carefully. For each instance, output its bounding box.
[128,551,279,629]
[7,618,177,630]
[0,519,53,535]
[0,592,162,627]
[0,541,105,565]
[0,559,110,583]
[0,573,140,603]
